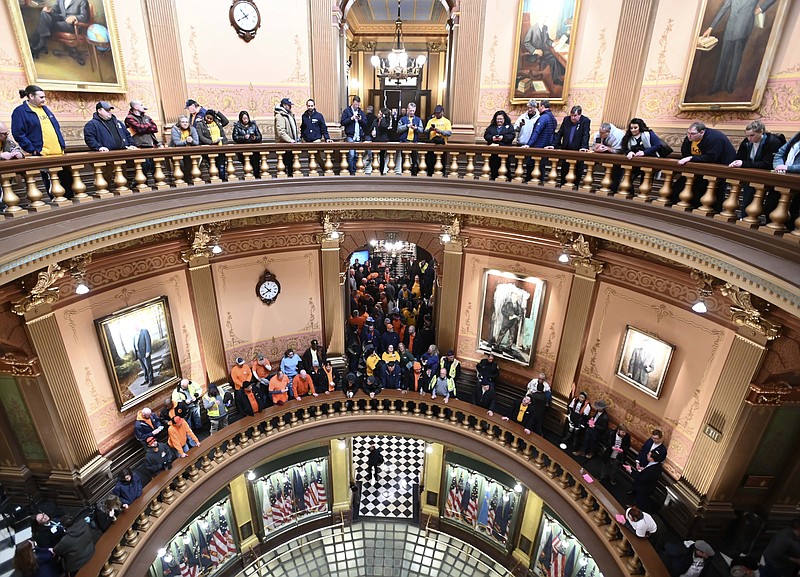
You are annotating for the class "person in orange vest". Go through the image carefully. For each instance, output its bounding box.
[167,415,200,458]
[230,356,253,390]
[269,371,290,405]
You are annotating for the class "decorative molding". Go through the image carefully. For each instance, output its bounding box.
[181,224,225,264]
[12,264,65,316]
[721,284,781,341]
[0,351,41,377]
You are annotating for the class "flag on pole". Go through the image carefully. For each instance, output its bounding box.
[183,538,199,577]
[486,489,498,534]
[551,532,567,577]
[262,481,275,529]
[219,509,238,556]
[272,480,285,527]
[465,479,480,526]
[445,475,460,518]
[176,541,190,577]
[537,526,553,575]
[315,466,327,507]
[197,527,214,569]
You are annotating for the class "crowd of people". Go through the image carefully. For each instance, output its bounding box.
[3,84,797,224]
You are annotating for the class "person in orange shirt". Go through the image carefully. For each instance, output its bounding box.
[168,416,200,458]
[235,382,264,417]
[293,370,317,400]
[230,356,253,390]
[322,360,337,392]
[251,353,272,385]
[269,371,290,405]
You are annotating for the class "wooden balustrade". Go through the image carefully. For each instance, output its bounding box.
[0,143,797,242]
[77,391,667,577]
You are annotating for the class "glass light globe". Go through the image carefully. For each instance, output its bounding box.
[416,54,427,66]
[370,55,380,68]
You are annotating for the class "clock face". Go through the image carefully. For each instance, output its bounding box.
[259,280,279,300]
[233,2,258,32]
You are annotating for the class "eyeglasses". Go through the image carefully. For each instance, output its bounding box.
[686,130,700,136]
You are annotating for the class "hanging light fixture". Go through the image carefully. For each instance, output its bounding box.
[370,0,426,84]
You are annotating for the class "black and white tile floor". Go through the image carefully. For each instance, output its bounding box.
[353,436,425,520]
[0,515,31,577]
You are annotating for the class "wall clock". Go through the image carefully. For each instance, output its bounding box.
[229,0,261,42]
[256,269,281,305]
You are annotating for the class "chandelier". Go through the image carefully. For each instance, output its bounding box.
[370,0,426,83]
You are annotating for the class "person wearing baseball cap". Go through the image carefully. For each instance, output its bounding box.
[185,99,206,127]
[661,538,714,576]
[144,435,174,476]
[167,415,200,458]
[84,101,135,152]
[274,97,299,175]
[231,356,253,390]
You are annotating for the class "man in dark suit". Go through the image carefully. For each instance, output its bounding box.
[29,0,90,63]
[133,326,154,386]
[625,450,664,511]
[729,120,785,217]
[235,382,266,417]
[501,394,534,434]
[637,429,668,467]
[473,381,496,416]
[675,121,737,210]
[550,106,591,186]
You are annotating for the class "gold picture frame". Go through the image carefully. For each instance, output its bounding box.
[614,326,675,399]
[510,0,582,105]
[678,0,790,111]
[5,0,127,93]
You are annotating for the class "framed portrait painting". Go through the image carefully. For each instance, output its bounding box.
[95,296,180,411]
[615,326,675,399]
[679,0,790,111]
[477,270,546,366]
[511,0,581,105]
[5,0,127,93]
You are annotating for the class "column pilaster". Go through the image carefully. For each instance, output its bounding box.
[186,258,228,384]
[329,438,351,514]
[447,2,486,141]
[421,442,443,517]
[321,237,346,359]
[310,0,344,132]
[511,490,544,568]
[437,239,464,355]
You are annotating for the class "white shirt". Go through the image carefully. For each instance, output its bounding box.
[526,378,550,395]
[626,508,657,537]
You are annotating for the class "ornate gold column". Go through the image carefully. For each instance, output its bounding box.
[230,474,259,550]
[320,230,346,359]
[421,442,443,517]
[551,234,604,402]
[437,218,465,354]
[602,0,660,127]
[669,285,779,533]
[329,438,351,514]
[309,0,344,132]
[447,2,487,141]
[512,490,544,568]
[182,226,228,384]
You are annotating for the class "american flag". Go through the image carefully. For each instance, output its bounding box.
[537,527,553,575]
[551,533,567,577]
[303,467,317,510]
[219,510,237,556]
[446,473,463,518]
[272,480,286,527]
[210,520,225,565]
[183,538,198,577]
[262,481,274,529]
[314,466,327,507]
[575,563,587,577]
[465,480,479,526]
[282,478,295,521]
[486,489,498,534]
[176,542,190,577]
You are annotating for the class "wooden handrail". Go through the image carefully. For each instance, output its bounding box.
[77,391,669,577]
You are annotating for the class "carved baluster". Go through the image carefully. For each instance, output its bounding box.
[531,157,542,184]
[123,527,140,547]
[161,485,175,504]
[92,163,112,198]
[765,186,791,233]
[186,462,200,482]
[581,159,595,191]
[511,436,521,453]
[564,159,576,188]
[260,153,273,178]
[557,469,570,488]
[402,151,412,175]
[276,151,287,178]
[370,148,380,174]
[593,506,608,526]
[449,152,459,179]
[615,535,631,556]
[626,553,643,574]
[718,179,740,220]
[323,151,334,176]
[149,497,163,517]
[581,493,595,513]
[101,560,118,575]
[23,170,48,211]
[302,407,311,422]
[242,153,255,180]
[695,175,718,215]
[633,167,652,203]
[213,447,225,462]
[340,150,349,175]
[418,150,427,175]
[523,444,533,460]
[292,151,302,177]
[433,151,444,177]
[655,169,673,205]
[546,459,558,478]
[153,158,169,190]
[170,157,187,188]
[789,214,800,240]
[226,438,238,454]
[1,172,24,215]
[110,543,127,564]
[401,400,409,413]
[618,166,633,199]
[533,450,545,469]
[355,151,365,175]
[289,410,299,425]
[135,512,152,531]
[465,153,475,179]
[387,149,396,175]
[597,164,613,195]
[207,154,221,182]
[479,154,491,180]
[225,153,237,181]
[251,424,262,440]
[448,408,458,424]
[412,402,421,416]
[546,158,558,186]
[513,155,525,183]
[498,154,508,181]
[200,454,213,471]
[425,403,434,419]
[570,479,583,500]
[674,172,695,210]
[461,412,471,429]
[133,160,149,191]
[173,474,187,493]
[238,432,249,446]
[740,183,766,227]
[190,155,203,184]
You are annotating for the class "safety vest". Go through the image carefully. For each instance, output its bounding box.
[204,394,224,418]
[447,358,460,379]
[429,375,456,394]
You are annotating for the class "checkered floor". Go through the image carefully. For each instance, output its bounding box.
[354,436,425,519]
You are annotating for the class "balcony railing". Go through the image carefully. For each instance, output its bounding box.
[77,391,669,577]
[1,142,797,239]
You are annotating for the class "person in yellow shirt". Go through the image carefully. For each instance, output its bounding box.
[365,347,381,377]
[11,85,73,198]
[197,108,230,181]
[424,105,452,175]
[381,345,400,365]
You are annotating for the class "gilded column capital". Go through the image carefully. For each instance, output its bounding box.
[440,215,468,249]
[316,212,345,245]
[555,231,604,278]
[721,283,780,341]
[12,263,65,316]
[181,224,225,265]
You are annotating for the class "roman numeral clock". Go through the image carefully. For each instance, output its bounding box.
[230,0,261,42]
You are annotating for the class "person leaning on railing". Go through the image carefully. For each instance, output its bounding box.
[483,110,516,181]
[674,121,736,211]
[772,131,800,231]
[232,110,262,177]
[622,118,664,185]
[728,120,786,220]
[197,108,230,181]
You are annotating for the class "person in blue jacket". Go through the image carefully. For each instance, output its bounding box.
[111,468,143,507]
[396,102,425,175]
[520,99,558,182]
[83,101,136,152]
